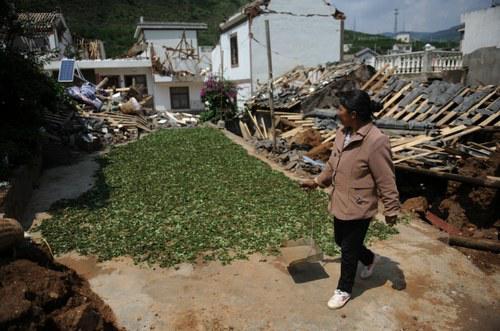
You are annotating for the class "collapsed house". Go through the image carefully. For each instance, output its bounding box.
[43,78,199,152]
[212,0,345,108]
[238,61,500,242]
[43,15,213,112]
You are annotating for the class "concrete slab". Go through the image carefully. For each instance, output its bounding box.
[58,220,500,331]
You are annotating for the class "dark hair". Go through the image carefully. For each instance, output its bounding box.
[338,89,382,122]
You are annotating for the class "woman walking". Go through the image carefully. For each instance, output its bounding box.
[302,89,400,309]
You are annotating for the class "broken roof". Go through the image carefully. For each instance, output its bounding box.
[17,12,63,33]
[355,48,379,58]
[219,0,270,32]
[134,21,208,39]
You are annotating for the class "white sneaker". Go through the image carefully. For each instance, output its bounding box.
[360,254,381,279]
[327,289,351,309]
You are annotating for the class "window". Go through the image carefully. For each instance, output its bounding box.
[124,74,148,94]
[101,75,120,89]
[170,87,190,110]
[230,33,239,67]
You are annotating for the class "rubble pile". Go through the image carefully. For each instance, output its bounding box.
[240,63,500,179]
[42,79,199,151]
[246,62,375,113]
[238,62,500,246]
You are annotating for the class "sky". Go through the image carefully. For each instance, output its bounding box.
[334,0,493,33]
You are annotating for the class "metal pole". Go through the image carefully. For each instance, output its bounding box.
[219,48,224,121]
[265,20,277,150]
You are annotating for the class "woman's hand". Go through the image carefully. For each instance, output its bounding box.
[385,215,398,227]
[300,180,318,190]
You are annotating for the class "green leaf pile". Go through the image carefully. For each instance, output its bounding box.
[38,128,397,267]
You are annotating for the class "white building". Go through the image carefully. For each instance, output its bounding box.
[44,18,212,112]
[459,4,500,85]
[354,48,378,67]
[395,32,411,43]
[212,0,345,108]
[133,20,210,111]
[460,5,500,55]
[388,43,413,54]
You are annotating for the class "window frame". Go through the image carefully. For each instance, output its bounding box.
[170,86,190,110]
[230,33,239,68]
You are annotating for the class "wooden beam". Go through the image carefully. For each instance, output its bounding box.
[361,64,389,91]
[396,165,500,188]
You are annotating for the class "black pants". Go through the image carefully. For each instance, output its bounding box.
[334,217,375,294]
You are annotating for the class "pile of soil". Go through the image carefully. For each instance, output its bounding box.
[442,136,500,234]
[398,133,500,239]
[0,241,123,331]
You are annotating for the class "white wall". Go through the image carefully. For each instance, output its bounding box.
[214,0,342,108]
[218,21,251,82]
[250,0,342,86]
[461,6,500,55]
[357,53,376,67]
[145,29,199,62]
[153,81,204,111]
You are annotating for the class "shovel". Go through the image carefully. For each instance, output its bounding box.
[280,190,323,268]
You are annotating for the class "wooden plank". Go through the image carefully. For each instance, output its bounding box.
[448,236,500,253]
[437,90,497,127]
[239,121,250,140]
[426,88,469,123]
[321,130,337,143]
[280,126,304,139]
[425,211,462,236]
[480,111,500,127]
[361,64,389,91]
[260,117,269,139]
[403,103,432,122]
[248,113,265,139]
[441,126,481,142]
[384,95,422,119]
[243,122,252,138]
[394,100,427,120]
[397,166,500,189]
[370,68,395,93]
[377,83,412,117]
[393,149,444,164]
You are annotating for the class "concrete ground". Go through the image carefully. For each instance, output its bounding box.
[27,152,500,331]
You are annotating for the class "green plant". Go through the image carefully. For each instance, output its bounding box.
[0,1,71,180]
[199,75,238,122]
[37,128,398,267]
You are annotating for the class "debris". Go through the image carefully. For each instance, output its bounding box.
[246,62,375,112]
[0,241,122,330]
[424,211,462,236]
[448,235,500,253]
[0,218,23,252]
[401,196,429,215]
[42,78,199,153]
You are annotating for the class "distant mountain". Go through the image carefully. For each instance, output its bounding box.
[382,25,462,42]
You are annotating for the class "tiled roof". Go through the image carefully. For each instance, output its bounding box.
[17,12,61,33]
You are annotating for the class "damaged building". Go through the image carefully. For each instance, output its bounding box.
[43,15,212,112]
[212,0,346,108]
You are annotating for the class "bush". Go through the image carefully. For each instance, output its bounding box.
[199,75,238,122]
[0,1,70,180]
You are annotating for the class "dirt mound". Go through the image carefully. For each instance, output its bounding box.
[401,196,429,215]
[445,138,500,229]
[290,128,322,149]
[0,242,122,331]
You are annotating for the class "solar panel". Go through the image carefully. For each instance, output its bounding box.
[58,59,75,82]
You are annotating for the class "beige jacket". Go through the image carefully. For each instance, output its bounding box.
[315,123,400,220]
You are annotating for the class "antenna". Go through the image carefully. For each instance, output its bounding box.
[394,8,399,35]
[353,17,356,32]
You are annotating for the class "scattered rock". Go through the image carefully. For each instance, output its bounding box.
[401,196,429,215]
